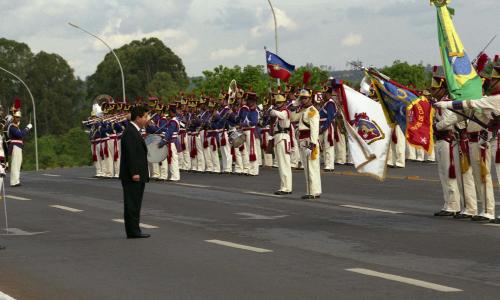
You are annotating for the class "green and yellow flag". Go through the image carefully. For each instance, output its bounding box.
[431,0,483,100]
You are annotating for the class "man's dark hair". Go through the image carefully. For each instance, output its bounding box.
[130,105,148,121]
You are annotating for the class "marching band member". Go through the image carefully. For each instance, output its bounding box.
[178,97,191,171]
[270,93,293,195]
[260,97,274,167]
[7,99,32,187]
[146,102,162,180]
[216,93,233,173]
[198,98,212,173]
[291,89,321,199]
[206,99,221,173]
[234,93,250,175]
[242,93,260,176]
[160,104,181,181]
[319,86,337,172]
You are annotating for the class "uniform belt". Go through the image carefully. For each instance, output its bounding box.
[8,139,23,144]
[468,131,486,143]
[242,127,255,131]
[435,130,452,141]
[298,130,310,139]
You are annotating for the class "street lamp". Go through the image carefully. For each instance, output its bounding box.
[68,22,126,101]
[267,0,280,85]
[0,66,39,171]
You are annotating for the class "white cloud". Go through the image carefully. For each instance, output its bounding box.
[209,45,250,61]
[341,33,363,47]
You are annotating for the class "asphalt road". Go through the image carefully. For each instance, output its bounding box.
[0,162,499,299]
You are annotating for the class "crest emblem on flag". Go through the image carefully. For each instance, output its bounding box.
[353,113,385,145]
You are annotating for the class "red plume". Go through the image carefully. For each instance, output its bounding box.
[302,71,312,85]
[14,98,22,110]
[476,53,489,74]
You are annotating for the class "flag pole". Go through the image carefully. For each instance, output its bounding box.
[267,0,280,87]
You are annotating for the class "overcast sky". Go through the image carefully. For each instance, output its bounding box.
[1,0,498,79]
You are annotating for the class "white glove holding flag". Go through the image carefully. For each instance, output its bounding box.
[26,123,33,130]
[433,101,452,109]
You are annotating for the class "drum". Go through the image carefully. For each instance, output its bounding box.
[228,128,246,148]
[145,134,168,163]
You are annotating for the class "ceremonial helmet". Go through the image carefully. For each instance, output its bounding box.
[298,89,312,98]
[431,66,445,89]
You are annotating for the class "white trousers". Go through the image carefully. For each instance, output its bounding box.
[101,140,114,177]
[490,137,500,186]
[275,136,292,192]
[290,132,301,168]
[387,126,405,167]
[469,141,495,218]
[299,140,322,196]
[159,145,180,181]
[10,146,22,186]
[244,131,259,176]
[334,133,347,164]
[321,132,335,170]
[435,140,461,212]
[234,144,248,174]
[190,134,205,172]
[220,131,233,173]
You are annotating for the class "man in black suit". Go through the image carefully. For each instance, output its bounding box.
[119,105,151,239]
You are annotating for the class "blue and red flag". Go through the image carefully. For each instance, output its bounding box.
[265,50,295,82]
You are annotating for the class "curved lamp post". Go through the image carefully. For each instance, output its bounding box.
[0,66,39,171]
[267,0,280,85]
[68,22,126,101]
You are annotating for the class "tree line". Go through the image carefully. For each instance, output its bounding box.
[0,36,436,170]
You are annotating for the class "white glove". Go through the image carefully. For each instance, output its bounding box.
[433,101,451,109]
[5,115,12,123]
[26,123,33,130]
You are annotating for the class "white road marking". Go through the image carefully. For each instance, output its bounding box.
[0,228,49,236]
[484,223,500,227]
[0,290,16,300]
[236,212,288,220]
[50,205,83,213]
[346,268,462,292]
[243,191,284,198]
[175,183,210,188]
[205,239,273,253]
[42,174,61,177]
[5,195,31,201]
[112,219,159,229]
[340,205,404,214]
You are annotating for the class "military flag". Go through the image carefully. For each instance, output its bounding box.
[367,69,434,153]
[334,80,391,180]
[431,0,483,100]
[265,50,295,82]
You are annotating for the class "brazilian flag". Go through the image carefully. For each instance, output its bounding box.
[432,0,483,101]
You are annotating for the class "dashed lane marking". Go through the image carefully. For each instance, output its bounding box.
[236,212,288,220]
[112,219,159,229]
[5,195,31,201]
[50,205,83,213]
[346,268,462,292]
[77,177,99,180]
[42,174,61,177]
[243,191,284,198]
[205,239,273,253]
[340,205,404,214]
[0,290,16,300]
[174,182,210,188]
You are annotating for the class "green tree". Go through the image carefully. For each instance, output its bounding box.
[0,38,34,109]
[379,60,431,90]
[25,51,85,135]
[87,37,189,101]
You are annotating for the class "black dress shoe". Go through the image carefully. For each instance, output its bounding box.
[489,218,500,224]
[127,233,151,239]
[471,215,491,222]
[301,194,320,200]
[433,210,457,217]
[453,213,472,219]
[10,184,21,187]
[274,191,291,195]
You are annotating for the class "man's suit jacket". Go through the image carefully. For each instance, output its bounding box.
[119,124,150,183]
